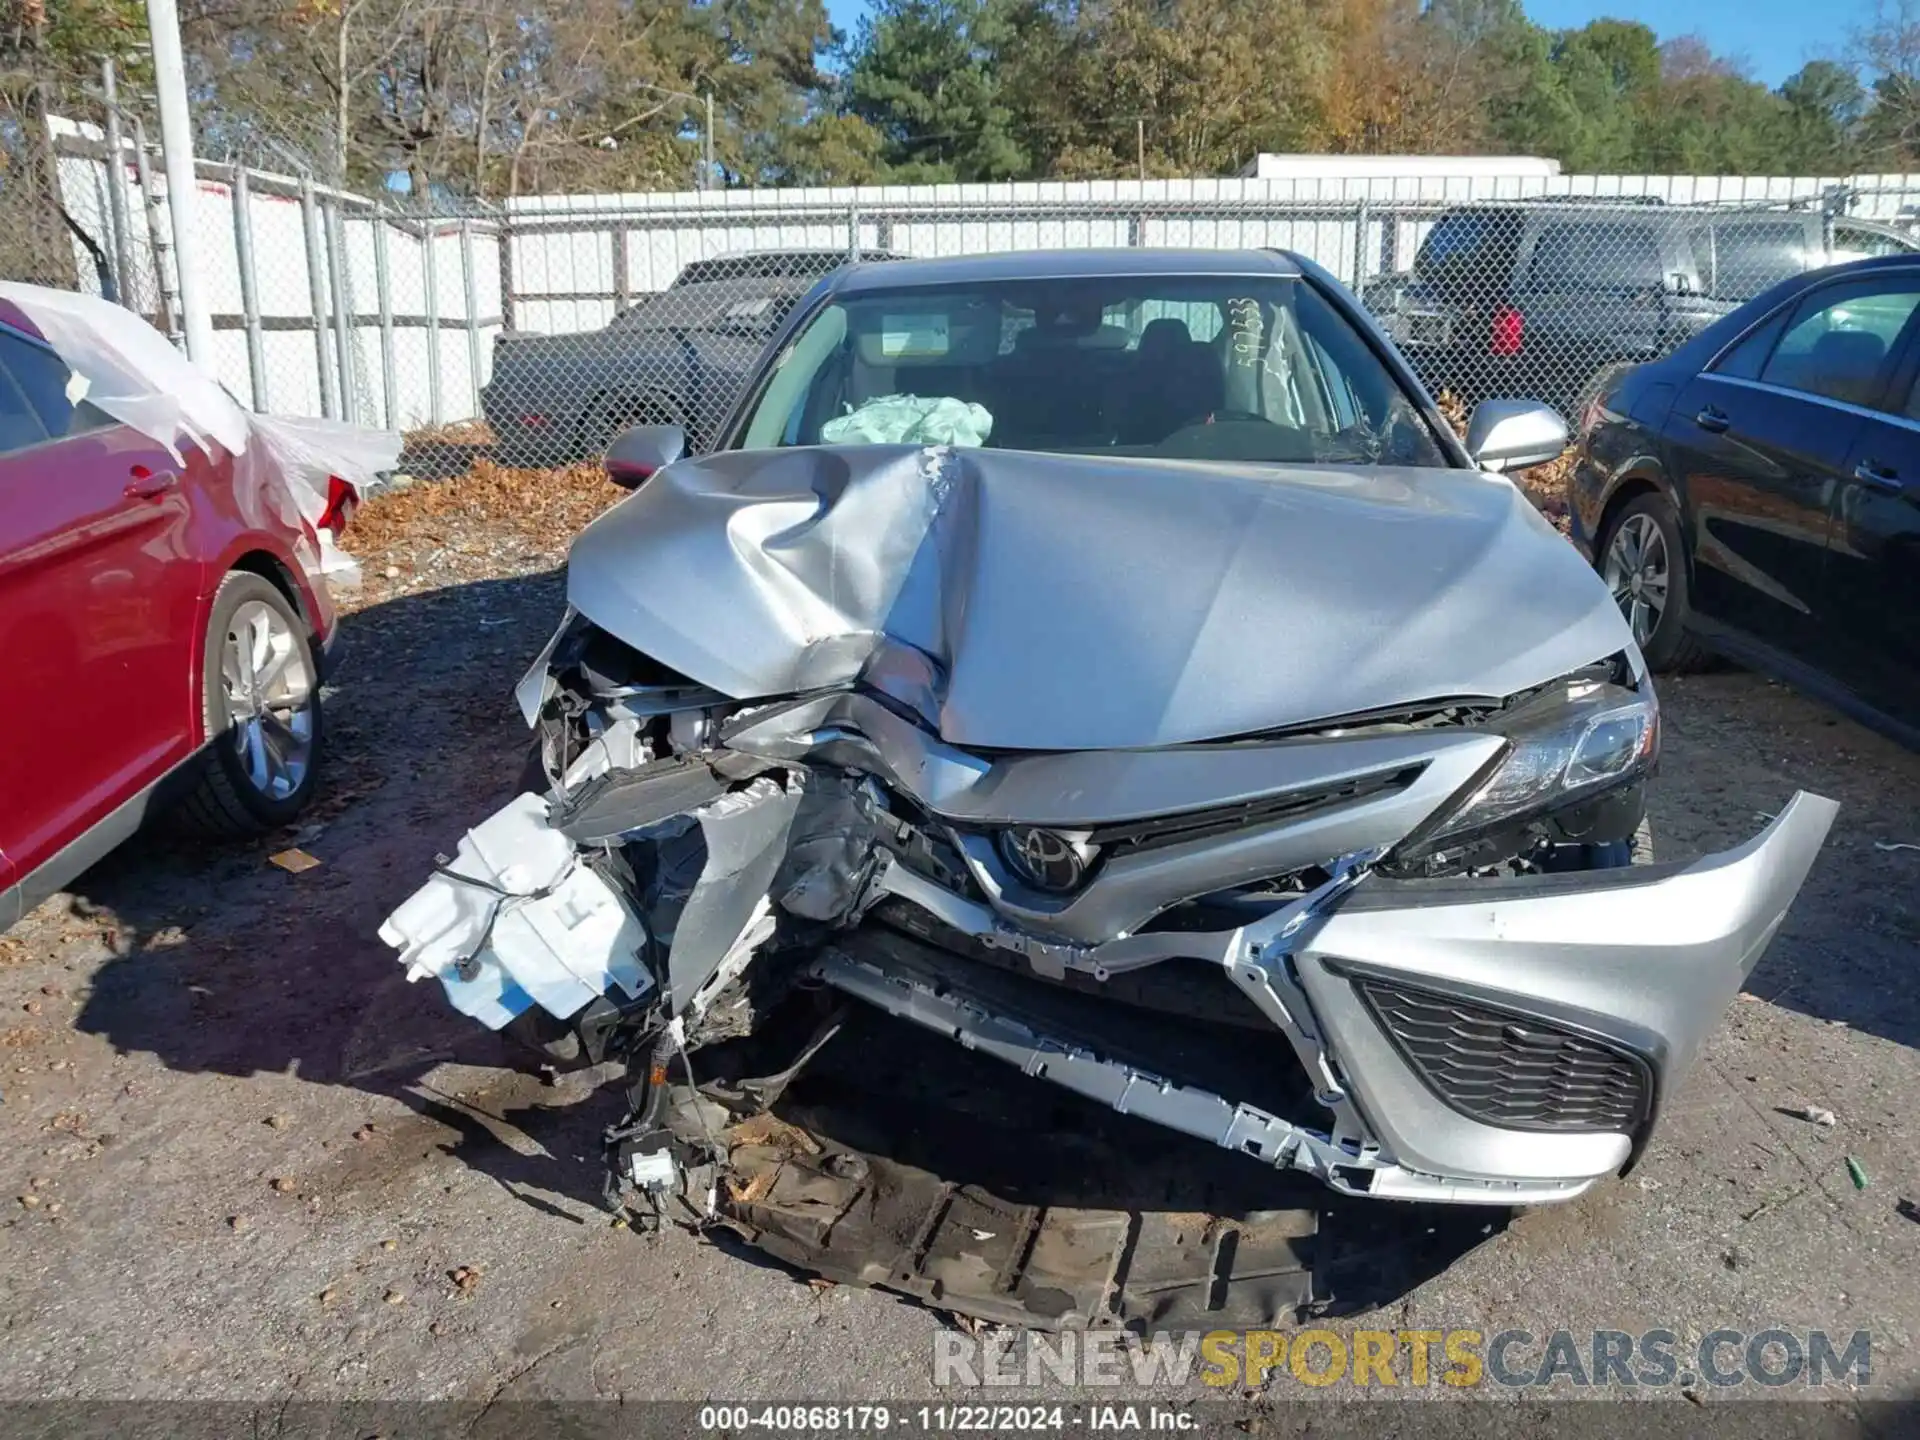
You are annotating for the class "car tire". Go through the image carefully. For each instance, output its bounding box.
[1597,491,1711,673]
[171,572,324,837]
[579,395,644,464]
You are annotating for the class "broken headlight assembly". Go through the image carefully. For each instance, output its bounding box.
[1391,674,1658,870]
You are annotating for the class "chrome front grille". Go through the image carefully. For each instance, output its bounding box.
[1354,978,1651,1134]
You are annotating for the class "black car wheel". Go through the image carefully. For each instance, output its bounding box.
[580,395,677,465]
[1598,492,1709,672]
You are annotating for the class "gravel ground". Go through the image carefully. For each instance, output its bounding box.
[1,462,1917,1410]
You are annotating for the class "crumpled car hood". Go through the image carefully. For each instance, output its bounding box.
[566,444,1631,751]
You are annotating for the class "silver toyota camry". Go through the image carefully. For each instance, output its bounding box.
[383,250,1833,1261]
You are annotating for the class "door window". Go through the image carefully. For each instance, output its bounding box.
[1759,280,1920,407]
[0,330,111,442]
[1525,223,1662,289]
[1712,307,1792,379]
[0,339,47,455]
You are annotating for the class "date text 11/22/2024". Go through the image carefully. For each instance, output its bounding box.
[696,1406,1190,1431]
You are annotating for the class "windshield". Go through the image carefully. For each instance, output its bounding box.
[735,275,1450,467]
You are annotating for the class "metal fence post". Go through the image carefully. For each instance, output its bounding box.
[129,117,177,340]
[1822,183,1847,261]
[847,204,861,260]
[423,217,443,425]
[498,220,517,332]
[230,166,268,410]
[324,199,358,424]
[100,61,134,305]
[372,209,398,430]
[1352,198,1370,291]
[459,217,482,418]
[147,0,214,362]
[299,177,339,419]
[610,227,628,316]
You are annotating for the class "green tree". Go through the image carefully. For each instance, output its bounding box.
[1779,61,1867,171]
[845,0,1036,181]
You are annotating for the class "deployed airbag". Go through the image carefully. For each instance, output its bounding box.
[819,394,994,447]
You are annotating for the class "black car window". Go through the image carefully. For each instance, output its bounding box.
[0,330,114,439]
[1411,209,1523,292]
[1525,222,1662,289]
[1712,307,1792,379]
[0,333,52,455]
[1759,279,1920,408]
[1707,220,1809,302]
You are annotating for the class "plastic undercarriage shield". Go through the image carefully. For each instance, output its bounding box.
[697,996,1506,1330]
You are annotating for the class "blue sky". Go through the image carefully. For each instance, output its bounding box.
[1525,0,1858,86]
[820,0,1868,90]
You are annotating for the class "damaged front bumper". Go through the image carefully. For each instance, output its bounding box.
[382,752,1835,1206]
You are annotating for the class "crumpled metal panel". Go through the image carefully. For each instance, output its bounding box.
[564,443,1631,751]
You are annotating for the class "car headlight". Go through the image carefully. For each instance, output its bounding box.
[1412,677,1659,852]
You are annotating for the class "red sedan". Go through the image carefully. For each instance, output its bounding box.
[0,301,349,931]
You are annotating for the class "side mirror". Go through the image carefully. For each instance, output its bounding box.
[1464,399,1568,473]
[604,424,686,489]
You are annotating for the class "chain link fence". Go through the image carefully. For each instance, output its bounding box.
[10,143,1920,461]
[474,186,1920,466]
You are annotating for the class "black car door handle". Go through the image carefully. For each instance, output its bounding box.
[1694,405,1730,433]
[1853,459,1902,491]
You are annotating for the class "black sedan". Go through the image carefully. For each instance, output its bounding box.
[482,249,893,465]
[1571,254,1920,747]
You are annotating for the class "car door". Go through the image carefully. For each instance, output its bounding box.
[1514,217,1671,411]
[1661,275,1920,667]
[0,325,204,887]
[1822,316,1920,732]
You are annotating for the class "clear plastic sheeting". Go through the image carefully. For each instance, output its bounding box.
[820,394,994,447]
[0,282,249,459]
[0,283,400,575]
[249,412,402,524]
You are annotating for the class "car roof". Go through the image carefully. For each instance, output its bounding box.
[825,248,1304,295]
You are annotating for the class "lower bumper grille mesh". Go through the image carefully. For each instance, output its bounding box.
[1354,978,1650,1133]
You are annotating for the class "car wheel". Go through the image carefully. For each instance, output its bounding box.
[171,572,324,836]
[1598,492,1710,673]
[579,396,646,463]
